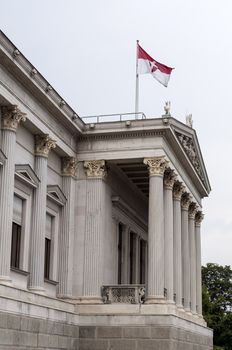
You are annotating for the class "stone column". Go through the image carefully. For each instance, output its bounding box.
[173,181,185,308]
[58,157,77,297]
[0,106,26,284]
[189,202,198,314]
[195,211,204,317]
[164,169,177,303]
[28,134,56,292]
[144,157,168,303]
[181,192,192,312]
[82,160,107,302]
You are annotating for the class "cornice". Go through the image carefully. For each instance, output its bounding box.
[78,129,165,141]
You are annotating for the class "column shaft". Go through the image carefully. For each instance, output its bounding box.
[0,130,16,281]
[83,178,105,299]
[173,196,183,308]
[28,156,47,291]
[196,212,203,316]
[181,204,191,311]
[189,212,197,314]
[58,176,75,297]
[164,185,174,303]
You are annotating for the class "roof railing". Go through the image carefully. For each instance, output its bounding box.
[81,112,146,124]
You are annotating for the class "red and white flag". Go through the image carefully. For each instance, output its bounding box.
[138,45,174,87]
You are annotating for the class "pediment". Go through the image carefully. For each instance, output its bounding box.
[0,149,6,166]
[47,185,67,206]
[171,126,211,194]
[15,164,40,188]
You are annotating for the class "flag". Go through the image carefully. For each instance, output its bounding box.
[138,45,174,87]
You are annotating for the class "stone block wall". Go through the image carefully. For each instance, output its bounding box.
[0,312,79,349]
[79,325,213,350]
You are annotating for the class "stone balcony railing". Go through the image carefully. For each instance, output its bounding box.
[101,285,146,304]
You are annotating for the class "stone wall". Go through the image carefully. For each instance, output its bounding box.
[79,325,213,350]
[0,312,79,349]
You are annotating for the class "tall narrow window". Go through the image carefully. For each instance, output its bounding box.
[129,232,136,284]
[140,239,146,284]
[118,223,123,284]
[11,195,23,269]
[44,213,52,280]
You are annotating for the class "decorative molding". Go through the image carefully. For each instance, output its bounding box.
[164,168,177,189]
[144,157,168,177]
[1,105,26,131]
[181,192,192,210]
[15,164,40,188]
[195,211,204,226]
[47,185,67,206]
[102,285,146,304]
[173,181,185,200]
[189,202,198,219]
[84,160,107,178]
[62,157,78,177]
[78,130,166,142]
[176,132,204,182]
[35,134,56,157]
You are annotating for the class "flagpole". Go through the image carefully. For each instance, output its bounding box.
[135,39,139,117]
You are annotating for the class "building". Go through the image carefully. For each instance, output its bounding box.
[0,31,213,349]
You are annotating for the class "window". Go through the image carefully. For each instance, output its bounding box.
[140,239,146,284]
[11,195,23,269]
[44,213,53,279]
[129,232,136,284]
[118,223,123,284]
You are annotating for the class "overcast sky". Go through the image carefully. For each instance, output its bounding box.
[1,0,231,266]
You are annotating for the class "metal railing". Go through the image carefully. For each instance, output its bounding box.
[81,112,146,124]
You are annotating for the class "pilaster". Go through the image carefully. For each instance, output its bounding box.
[58,157,77,298]
[144,157,168,303]
[0,106,26,284]
[82,160,107,303]
[28,134,56,293]
[164,168,177,303]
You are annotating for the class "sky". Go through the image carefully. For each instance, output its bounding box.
[1,0,231,266]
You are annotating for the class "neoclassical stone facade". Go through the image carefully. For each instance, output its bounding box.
[0,31,212,349]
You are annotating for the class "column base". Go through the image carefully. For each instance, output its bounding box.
[145,295,166,304]
[28,286,45,295]
[76,296,103,304]
[0,275,12,286]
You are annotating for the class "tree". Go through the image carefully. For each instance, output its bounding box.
[202,263,232,350]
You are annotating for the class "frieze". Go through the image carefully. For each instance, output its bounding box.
[78,130,166,142]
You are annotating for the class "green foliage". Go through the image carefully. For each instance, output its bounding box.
[202,263,232,349]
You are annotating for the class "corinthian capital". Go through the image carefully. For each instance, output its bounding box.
[189,202,198,219]
[181,192,192,210]
[62,157,78,177]
[1,105,26,131]
[35,134,56,157]
[173,181,185,200]
[144,157,168,177]
[195,211,204,226]
[164,168,177,189]
[84,160,107,178]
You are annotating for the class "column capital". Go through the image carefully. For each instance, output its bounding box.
[189,202,198,219]
[181,192,192,210]
[164,168,177,189]
[62,157,78,177]
[84,160,107,178]
[195,211,204,226]
[144,157,168,177]
[1,105,26,131]
[35,134,56,157]
[173,181,185,200]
